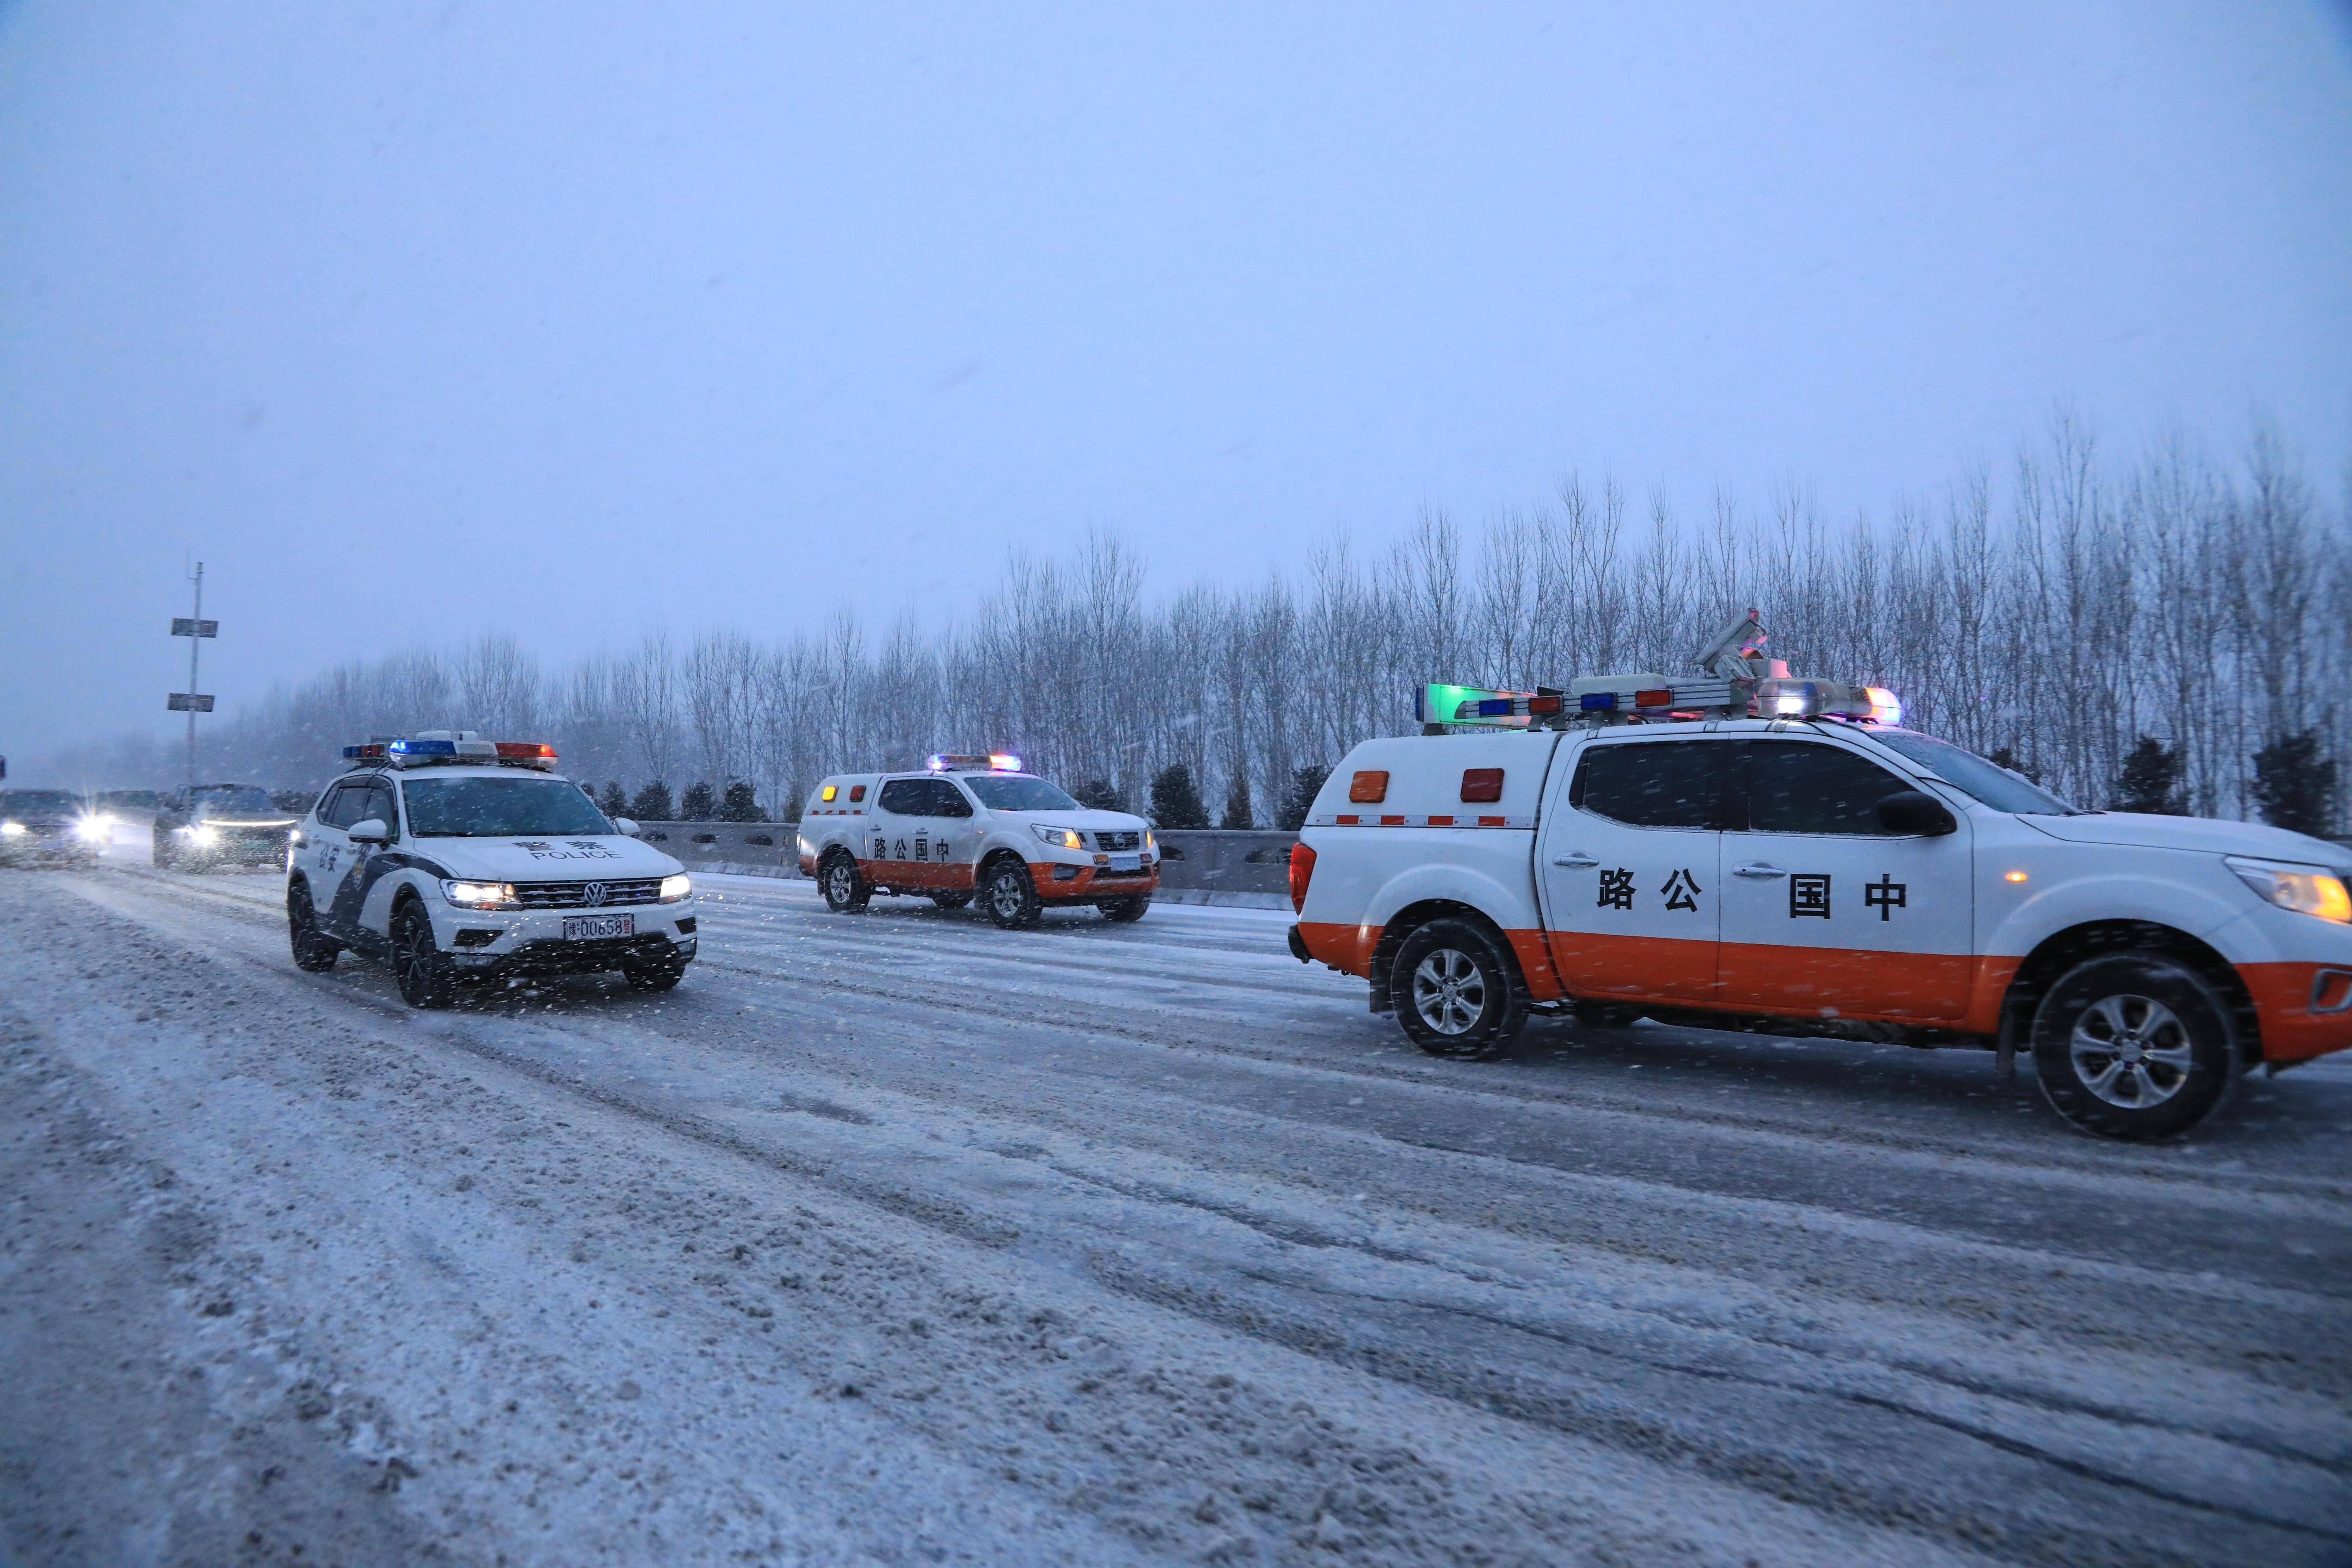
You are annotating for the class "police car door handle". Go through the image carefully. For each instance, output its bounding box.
[1734,862,1790,878]
[1551,852,1599,868]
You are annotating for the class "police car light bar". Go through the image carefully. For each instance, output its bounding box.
[1754,679,1902,725]
[926,752,1023,772]
[340,734,559,770]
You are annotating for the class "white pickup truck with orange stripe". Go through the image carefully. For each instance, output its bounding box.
[797,755,1159,929]
[1286,655,2352,1141]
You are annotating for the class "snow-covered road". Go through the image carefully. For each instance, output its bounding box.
[3,859,2347,1566]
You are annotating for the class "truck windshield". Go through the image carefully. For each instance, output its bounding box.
[1870,731,2080,816]
[402,776,614,838]
[0,791,81,816]
[962,775,1083,813]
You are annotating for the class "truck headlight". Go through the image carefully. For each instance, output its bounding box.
[659,874,692,902]
[1,821,27,837]
[72,815,112,841]
[1031,824,1083,850]
[441,878,519,909]
[188,825,220,847]
[2226,858,2352,923]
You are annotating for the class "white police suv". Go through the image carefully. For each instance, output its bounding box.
[287,732,696,1007]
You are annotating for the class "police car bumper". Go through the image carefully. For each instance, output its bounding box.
[430,905,698,974]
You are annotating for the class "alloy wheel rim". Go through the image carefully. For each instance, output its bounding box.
[395,918,429,988]
[990,873,1024,917]
[1412,948,1486,1036]
[827,863,853,903]
[2069,992,2193,1107]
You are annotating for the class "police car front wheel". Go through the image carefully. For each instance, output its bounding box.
[391,905,456,1009]
[2031,953,2238,1141]
[1392,919,1528,1062]
[982,859,1043,929]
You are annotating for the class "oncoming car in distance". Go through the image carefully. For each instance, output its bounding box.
[0,789,110,868]
[286,732,697,1007]
[153,783,298,869]
[797,754,1159,928]
[1288,614,2352,1141]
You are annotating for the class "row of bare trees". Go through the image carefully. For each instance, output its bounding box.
[65,418,2349,829]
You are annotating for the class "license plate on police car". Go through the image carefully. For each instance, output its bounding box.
[562,914,635,941]
[1107,854,1143,873]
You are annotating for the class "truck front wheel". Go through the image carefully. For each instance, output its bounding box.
[2031,953,2238,1141]
[1392,918,1528,1061]
[981,858,1043,929]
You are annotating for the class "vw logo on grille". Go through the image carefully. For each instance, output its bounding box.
[582,882,608,907]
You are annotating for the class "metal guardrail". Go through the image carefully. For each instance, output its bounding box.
[634,822,1301,902]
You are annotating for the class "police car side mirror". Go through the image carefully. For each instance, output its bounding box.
[614,817,641,837]
[1879,791,1956,836]
[348,818,392,845]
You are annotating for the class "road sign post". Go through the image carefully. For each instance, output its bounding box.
[169,564,216,791]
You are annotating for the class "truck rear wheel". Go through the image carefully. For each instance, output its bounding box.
[820,851,871,913]
[1392,918,1528,1061]
[2031,952,2238,1141]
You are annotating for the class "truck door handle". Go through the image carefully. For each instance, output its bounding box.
[1551,852,1599,868]
[1734,862,1789,878]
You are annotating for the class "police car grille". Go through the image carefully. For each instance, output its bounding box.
[1093,831,1140,850]
[513,878,664,908]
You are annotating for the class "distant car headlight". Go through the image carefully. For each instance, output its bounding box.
[1031,824,1083,850]
[187,825,221,847]
[0,821,26,837]
[659,874,692,903]
[441,878,519,909]
[2226,858,2352,923]
[72,816,111,841]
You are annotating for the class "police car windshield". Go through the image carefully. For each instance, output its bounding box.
[0,791,81,815]
[962,775,1082,813]
[401,776,614,838]
[194,786,274,814]
[1871,732,2080,815]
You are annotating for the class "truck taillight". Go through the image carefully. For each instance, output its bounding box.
[1289,842,1316,913]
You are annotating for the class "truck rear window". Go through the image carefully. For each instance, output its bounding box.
[1571,742,1726,829]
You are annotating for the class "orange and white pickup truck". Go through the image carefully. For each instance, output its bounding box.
[1286,656,2352,1141]
[797,755,1160,929]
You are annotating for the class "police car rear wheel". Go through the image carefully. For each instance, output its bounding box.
[820,852,871,913]
[1393,919,1528,1061]
[391,905,456,1009]
[2031,953,2238,1141]
[982,860,1042,929]
[287,883,339,972]
[929,892,973,910]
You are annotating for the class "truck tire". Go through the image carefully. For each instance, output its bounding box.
[2031,952,2238,1141]
[981,858,1043,929]
[287,882,340,972]
[152,829,178,871]
[1392,918,1528,1061]
[820,850,872,913]
[391,902,456,1009]
[1100,895,1150,923]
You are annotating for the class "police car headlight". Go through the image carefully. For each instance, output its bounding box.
[659,874,692,902]
[441,878,519,909]
[1,821,26,837]
[2226,858,2352,924]
[1031,824,1083,850]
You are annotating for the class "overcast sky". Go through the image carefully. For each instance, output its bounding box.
[2,1,2347,760]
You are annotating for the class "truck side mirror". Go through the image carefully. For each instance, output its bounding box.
[1879,790,1956,836]
[347,818,391,845]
